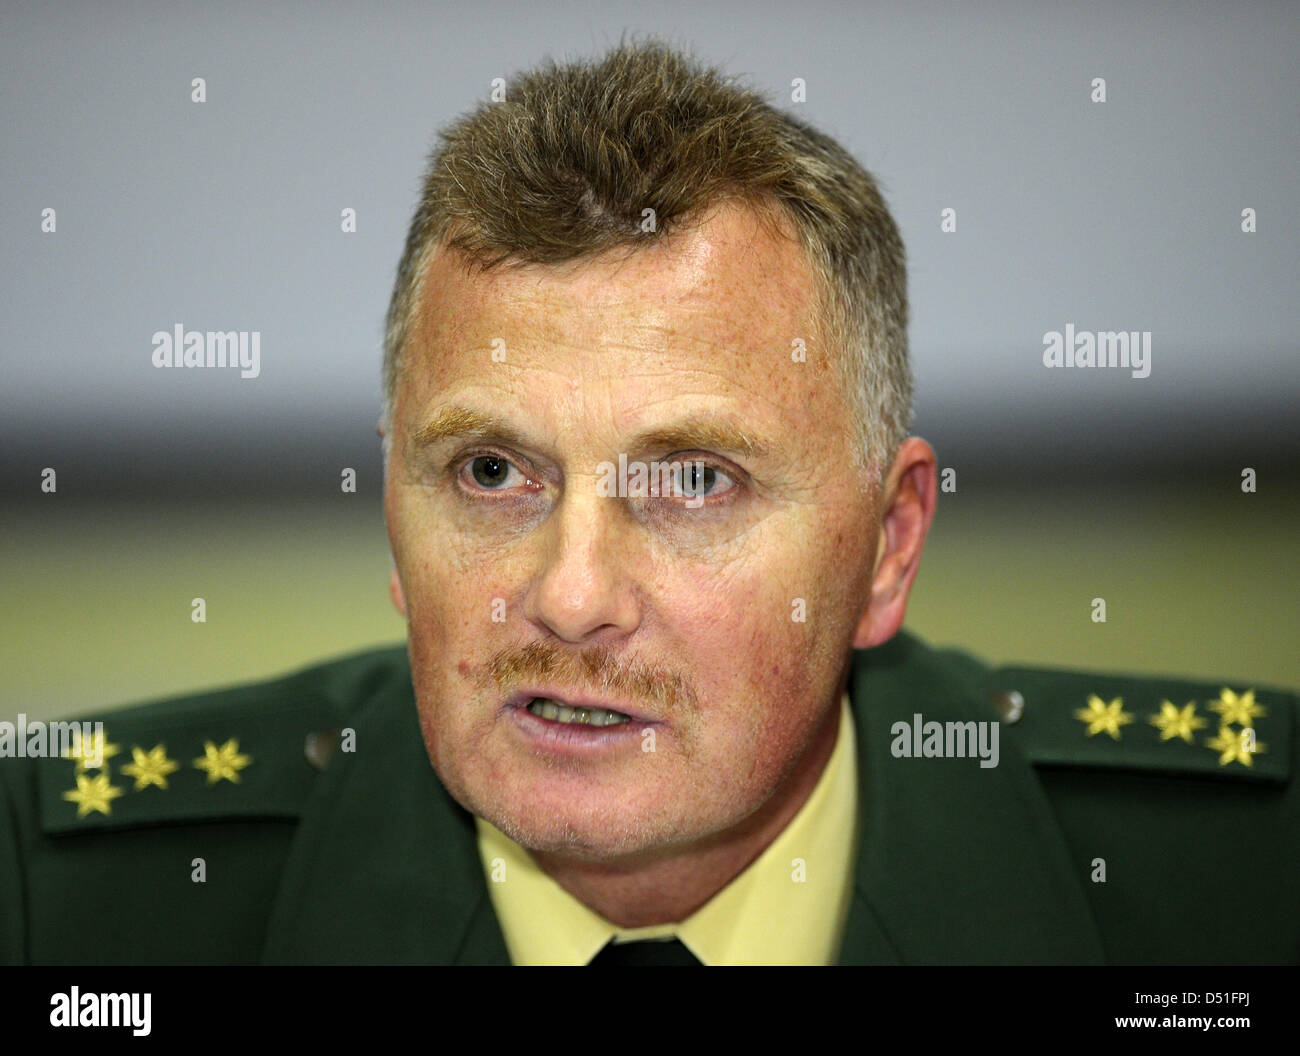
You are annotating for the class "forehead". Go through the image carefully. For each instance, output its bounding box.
[398,201,840,429]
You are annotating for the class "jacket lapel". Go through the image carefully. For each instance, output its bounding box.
[838,633,1106,964]
[261,660,508,964]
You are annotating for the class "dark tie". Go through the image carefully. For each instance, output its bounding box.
[588,937,703,966]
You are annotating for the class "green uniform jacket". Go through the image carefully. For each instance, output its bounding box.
[2,630,1295,964]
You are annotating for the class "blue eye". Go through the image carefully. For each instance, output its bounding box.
[669,462,734,499]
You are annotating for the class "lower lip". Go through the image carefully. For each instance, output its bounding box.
[507,704,656,754]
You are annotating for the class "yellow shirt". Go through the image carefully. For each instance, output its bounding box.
[475,693,858,965]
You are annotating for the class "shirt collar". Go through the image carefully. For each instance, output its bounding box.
[476,692,858,965]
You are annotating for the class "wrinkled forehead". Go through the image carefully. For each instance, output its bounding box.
[392,202,847,455]
[410,204,816,356]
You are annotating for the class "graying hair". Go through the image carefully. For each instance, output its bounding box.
[382,35,910,482]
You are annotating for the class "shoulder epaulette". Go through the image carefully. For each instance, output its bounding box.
[984,664,1294,783]
[29,643,411,835]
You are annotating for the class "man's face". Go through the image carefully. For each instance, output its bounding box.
[384,202,882,861]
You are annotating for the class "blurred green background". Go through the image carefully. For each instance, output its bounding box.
[6,476,1295,723]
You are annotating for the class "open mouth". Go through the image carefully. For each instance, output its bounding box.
[523,697,633,727]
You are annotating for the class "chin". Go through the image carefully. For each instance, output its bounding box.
[469,776,720,861]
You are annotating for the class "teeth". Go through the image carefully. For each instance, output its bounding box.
[526,697,632,727]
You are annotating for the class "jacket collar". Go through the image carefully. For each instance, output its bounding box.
[263,632,1105,964]
[838,632,1106,964]
[260,658,507,964]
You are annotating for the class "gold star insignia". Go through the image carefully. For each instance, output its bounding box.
[1205,725,1266,767]
[120,744,180,790]
[62,772,125,818]
[1148,700,1208,743]
[1208,688,1266,728]
[61,730,120,772]
[1074,694,1134,740]
[193,739,252,784]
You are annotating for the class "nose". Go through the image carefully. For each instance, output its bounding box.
[522,479,642,643]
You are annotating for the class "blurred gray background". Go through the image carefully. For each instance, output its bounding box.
[2,0,1296,719]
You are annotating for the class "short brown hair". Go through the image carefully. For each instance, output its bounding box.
[383,35,910,479]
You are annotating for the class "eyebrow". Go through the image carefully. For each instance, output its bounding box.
[411,407,529,450]
[410,405,772,462]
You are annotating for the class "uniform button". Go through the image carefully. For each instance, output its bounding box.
[989,690,1025,724]
[304,729,342,771]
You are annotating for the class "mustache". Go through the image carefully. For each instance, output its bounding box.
[486,641,698,718]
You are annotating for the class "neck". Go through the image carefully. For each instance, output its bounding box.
[530,692,843,928]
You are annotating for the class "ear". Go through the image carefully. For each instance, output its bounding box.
[851,437,938,650]
[389,564,408,619]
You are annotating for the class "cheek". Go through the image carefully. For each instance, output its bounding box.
[679,574,823,757]
[739,617,821,745]
[390,502,514,625]
[408,622,495,781]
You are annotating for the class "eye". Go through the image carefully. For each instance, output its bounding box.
[664,461,736,501]
[463,454,527,491]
